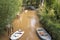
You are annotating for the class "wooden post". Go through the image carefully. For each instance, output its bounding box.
[6,24,13,37]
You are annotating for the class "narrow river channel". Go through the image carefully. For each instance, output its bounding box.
[12,10,41,40]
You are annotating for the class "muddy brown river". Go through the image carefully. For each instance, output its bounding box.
[13,10,40,40]
[12,10,41,40]
[0,10,41,40]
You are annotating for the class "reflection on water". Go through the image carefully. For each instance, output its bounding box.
[30,17,36,32]
[12,10,40,40]
[31,17,36,27]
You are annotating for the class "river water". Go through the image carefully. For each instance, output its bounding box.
[12,10,41,40]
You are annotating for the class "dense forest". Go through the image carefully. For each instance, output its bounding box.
[0,0,60,40]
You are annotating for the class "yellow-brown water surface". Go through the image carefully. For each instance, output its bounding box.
[0,10,41,40]
[12,10,41,40]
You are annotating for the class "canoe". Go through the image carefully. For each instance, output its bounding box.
[36,27,51,40]
[10,29,24,40]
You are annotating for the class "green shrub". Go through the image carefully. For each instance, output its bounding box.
[0,0,22,34]
[23,0,40,8]
[39,14,60,40]
[38,0,60,40]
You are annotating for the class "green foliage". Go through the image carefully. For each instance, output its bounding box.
[38,0,60,40]
[0,0,22,34]
[45,0,56,8]
[23,0,40,8]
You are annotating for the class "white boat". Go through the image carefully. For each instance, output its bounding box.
[10,29,24,40]
[36,27,51,40]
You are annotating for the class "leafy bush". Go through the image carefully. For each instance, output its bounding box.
[38,0,60,40]
[23,0,40,8]
[0,0,22,34]
[39,13,60,40]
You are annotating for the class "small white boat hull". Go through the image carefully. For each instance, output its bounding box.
[10,29,24,40]
[36,28,51,40]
